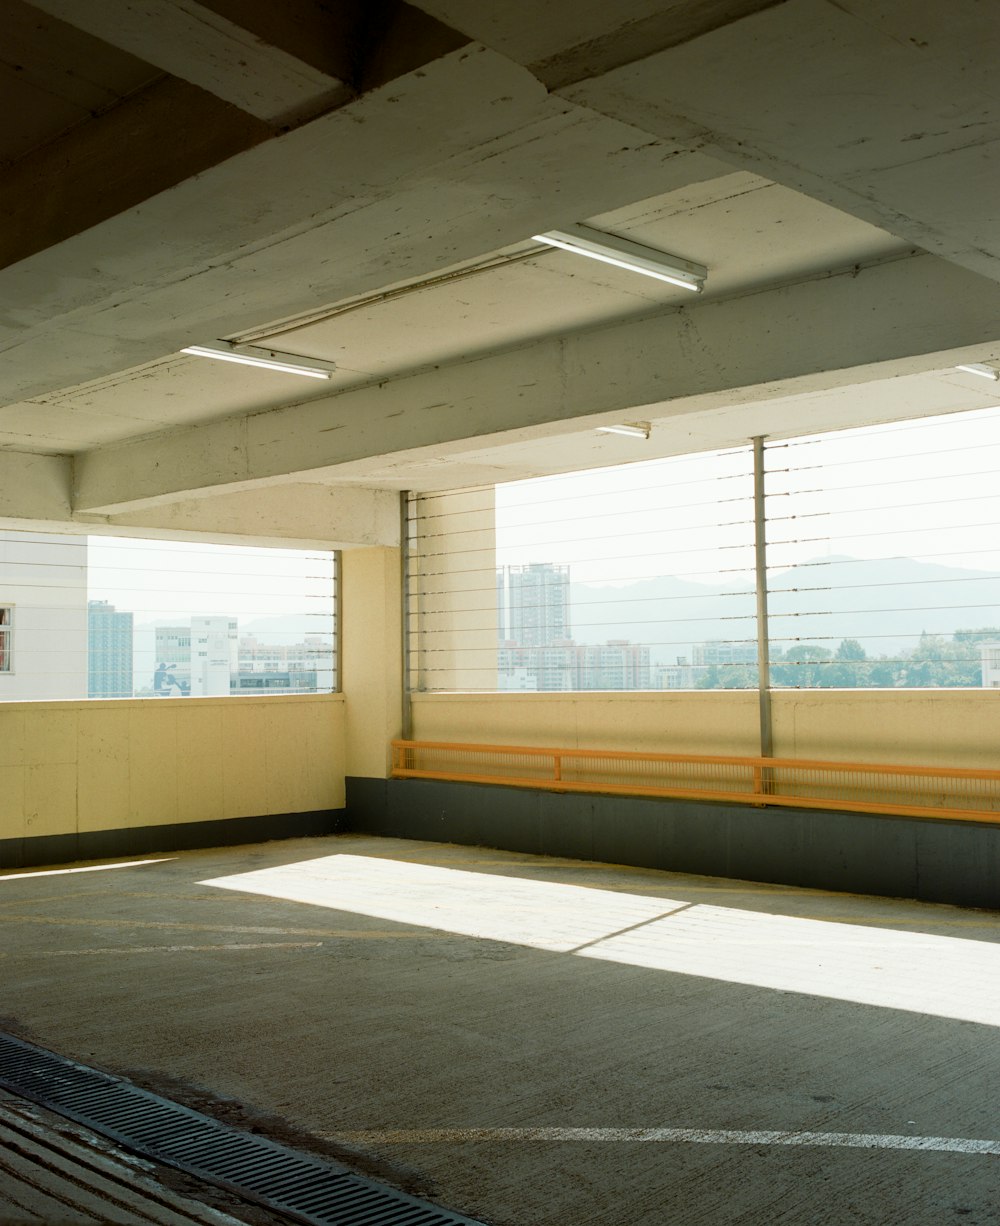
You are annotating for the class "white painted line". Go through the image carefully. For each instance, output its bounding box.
[331,1127,1000,1155]
[33,942,323,956]
[0,859,174,882]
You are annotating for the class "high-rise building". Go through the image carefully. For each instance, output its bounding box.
[497,563,570,647]
[87,600,134,697]
[576,640,650,691]
[499,639,650,692]
[691,641,758,668]
[658,657,697,690]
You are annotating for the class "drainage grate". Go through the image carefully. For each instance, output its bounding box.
[0,1033,485,1226]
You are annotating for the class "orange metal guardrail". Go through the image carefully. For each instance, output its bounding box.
[391,739,1000,824]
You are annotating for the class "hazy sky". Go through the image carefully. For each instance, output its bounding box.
[87,537,335,626]
[494,405,1000,585]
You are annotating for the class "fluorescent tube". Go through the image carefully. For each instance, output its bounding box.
[182,343,334,379]
[533,223,706,291]
[596,423,651,439]
[955,363,999,381]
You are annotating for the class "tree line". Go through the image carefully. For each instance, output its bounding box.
[696,628,1000,689]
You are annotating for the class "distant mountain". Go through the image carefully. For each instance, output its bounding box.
[570,572,755,660]
[237,614,333,644]
[569,556,1000,662]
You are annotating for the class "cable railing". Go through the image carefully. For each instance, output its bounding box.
[391,739,1000,824]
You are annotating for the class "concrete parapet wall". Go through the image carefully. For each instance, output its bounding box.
[411,688,1000,770]
[0,693,346,856]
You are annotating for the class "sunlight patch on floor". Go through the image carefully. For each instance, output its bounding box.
[200,855,1000,1026]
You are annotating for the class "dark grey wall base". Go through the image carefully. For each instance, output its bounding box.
[346,777,1000,911]
[0,809,347,872]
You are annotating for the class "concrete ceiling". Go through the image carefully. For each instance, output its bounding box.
[2,0,999,548]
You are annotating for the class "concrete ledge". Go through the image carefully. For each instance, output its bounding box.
[0,810,347,871]
[345,777,1000,910]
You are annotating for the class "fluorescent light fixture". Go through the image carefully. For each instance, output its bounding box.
[955,362,999,381]
[533,223,706,291]
[596,422,651,440]
[181,342,334,379]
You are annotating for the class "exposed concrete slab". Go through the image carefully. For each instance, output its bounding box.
[415,0,781,78]
[558,0,1000,281]
[6,0,1000,528]
[30,0,353,123]
[2,836,999,1226]
[0,46,692,407]
[72,254,1000,512]
[0,77,271,274]
[0,0,161,163]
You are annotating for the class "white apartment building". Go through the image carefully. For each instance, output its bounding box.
[980,643,1000,689]
[190,617,239,696]
[154,617,238,696]
[0,532,88,701]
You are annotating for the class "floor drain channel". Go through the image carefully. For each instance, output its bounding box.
[0,1033,485,1226]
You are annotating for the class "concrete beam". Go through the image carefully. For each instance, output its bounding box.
[73,252,1000,513]
[0,46,696,406]
[416,0,782,84]
[100,483,401,548]
[0,77,270,272]
[28,0,353,124]
[0,452,73,523]
[420,0,1000,283]
[0,448,396,547]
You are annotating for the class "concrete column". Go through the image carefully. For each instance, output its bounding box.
[341,547,403,779]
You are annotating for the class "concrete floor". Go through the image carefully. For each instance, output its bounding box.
[2,833,999,1226]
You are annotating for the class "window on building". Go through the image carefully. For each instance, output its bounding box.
[0,606,11,673]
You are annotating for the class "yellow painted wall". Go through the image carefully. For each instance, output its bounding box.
[411,691,761,756]
[341,547,403,778]
[0,693,345,841]
[411,689,1000,770]
[770,689,1000,769]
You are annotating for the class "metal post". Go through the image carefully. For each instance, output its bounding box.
[753,436,774,763]
[333,549,343,694]
[400,490,413,742]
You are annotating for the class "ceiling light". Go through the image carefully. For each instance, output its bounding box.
[533,223,706,292]
[596,423,651,440]
[181,342,334,379]
[955,362,999,381]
